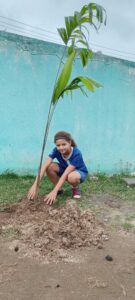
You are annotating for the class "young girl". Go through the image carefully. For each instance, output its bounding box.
[27,131,88,205]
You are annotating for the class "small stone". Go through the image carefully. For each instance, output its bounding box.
[89,176,99,181]
[102,234,109,241]
[103,218,108,222]
[14,246,19,252]
[123,178,135,187]
[55,284,60,288]
[105,255,113,261]
[98,244,103,249]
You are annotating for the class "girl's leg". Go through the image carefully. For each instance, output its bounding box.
[46,162,60,185]
[67,171,81,199]
[67,171,81,187]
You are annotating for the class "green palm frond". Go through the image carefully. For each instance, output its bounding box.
[57,2,106,69]
[57,28,68,44]
[52,50,76,103]
[60,76,103,99]
[58,2,107,46]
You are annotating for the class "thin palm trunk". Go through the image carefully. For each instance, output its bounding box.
[35,47,67,196]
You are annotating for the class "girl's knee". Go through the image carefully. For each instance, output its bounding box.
[46,163,58,174]
[67,172,80,184]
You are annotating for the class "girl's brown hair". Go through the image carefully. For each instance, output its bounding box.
[54,131,77,147]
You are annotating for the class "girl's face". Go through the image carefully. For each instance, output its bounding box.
[55,139,72,155]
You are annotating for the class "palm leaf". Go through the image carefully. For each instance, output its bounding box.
[65,17,72,37]
[58,3,106,46]
[59,75,102,99]
[79,48,93,67]
[52,50,76,103]
[77,76,103,90]
[57,28,68,44]
[80,5,88,16]
[79,49,88,67]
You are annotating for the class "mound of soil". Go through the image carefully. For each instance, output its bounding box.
[0,199,109,260]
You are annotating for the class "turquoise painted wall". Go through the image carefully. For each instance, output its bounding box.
[0,32,135,174]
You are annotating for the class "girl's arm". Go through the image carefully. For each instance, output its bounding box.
[44,164,75,205]
[27,156,52,200]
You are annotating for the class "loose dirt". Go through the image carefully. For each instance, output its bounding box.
[0,198,108,261]
[0,195,135,300]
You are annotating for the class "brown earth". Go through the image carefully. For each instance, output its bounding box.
[0,196,135,300]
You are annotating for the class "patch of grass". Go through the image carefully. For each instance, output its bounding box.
[0,175,34,203]
[0,172,135,205]
[122,222,134,231]
[86,174,135,201]
[126,214,135,222]
[0,173,72,205]
[0,171,19,179]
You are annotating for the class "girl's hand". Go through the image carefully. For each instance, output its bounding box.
[27,183,37,200]
[44,190,57,206]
